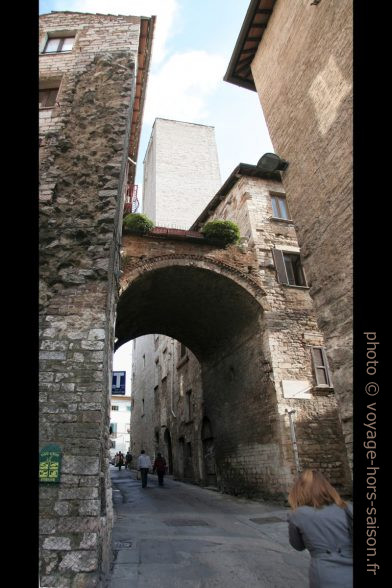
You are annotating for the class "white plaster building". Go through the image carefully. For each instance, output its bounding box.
[142,118,221,228]
[109,395,132,458]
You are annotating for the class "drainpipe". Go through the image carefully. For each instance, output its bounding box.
[285,409,301,475]
[170,338,176,418]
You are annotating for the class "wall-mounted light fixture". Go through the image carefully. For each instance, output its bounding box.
[257,152,289,172]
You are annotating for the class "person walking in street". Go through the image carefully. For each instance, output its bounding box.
[152,452,167,486]
[125,451,132,470]
[116,451,124,471]
[137,449,152,488]
[287,469,353,587]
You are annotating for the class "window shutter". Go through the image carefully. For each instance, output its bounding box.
[321,348,333,387]
[311,347,333,387]
[272,248,288,284]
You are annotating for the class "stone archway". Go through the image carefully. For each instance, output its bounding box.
[115,257,289,498]
[115,256,267,359]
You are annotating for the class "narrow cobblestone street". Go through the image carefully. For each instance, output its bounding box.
[105,466,309,588]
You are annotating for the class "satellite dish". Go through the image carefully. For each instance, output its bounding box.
[257,153,289,172]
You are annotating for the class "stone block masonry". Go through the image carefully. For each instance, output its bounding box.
[39,11,153,587]
[249,0,353,472]
[126,169,351,501]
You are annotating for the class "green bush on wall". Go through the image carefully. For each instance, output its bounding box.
[201,219,240,245]
[123,213,154,234]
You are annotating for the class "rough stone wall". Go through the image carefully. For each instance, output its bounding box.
[142,118,222,228]
[131,335,204,483]
[124,174,350,499]
[129,334,156,457]
[205,175,350,493]
[39,12,143,588]
[250,0,353,471]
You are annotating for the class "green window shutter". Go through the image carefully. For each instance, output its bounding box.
[272,248,289,284]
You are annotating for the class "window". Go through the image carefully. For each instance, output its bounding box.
[111,405,119,411]
[271,194,290,220]
[180,343,186,358]
[109,423,117,434]
[43,36,75,53]
[272,249,307,287]
[39,87,59,108]
[126,406,131,412]
[311,347,333,387]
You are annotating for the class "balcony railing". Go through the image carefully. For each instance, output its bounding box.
[124,184,139,214]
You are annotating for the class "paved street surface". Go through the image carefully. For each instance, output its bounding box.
[105,466,309,588]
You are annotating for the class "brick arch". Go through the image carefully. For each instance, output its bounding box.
[120,252,269,307]
[116,253,268,360]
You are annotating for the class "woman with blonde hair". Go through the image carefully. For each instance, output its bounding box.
[288,469,352,587]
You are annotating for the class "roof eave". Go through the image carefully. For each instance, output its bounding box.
[224,0,275,91]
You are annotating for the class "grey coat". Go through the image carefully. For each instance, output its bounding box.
[288,503,353,588]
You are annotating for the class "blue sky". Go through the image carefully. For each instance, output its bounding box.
[39,0,274,380]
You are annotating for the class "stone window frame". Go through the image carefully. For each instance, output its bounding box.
[269,191,292,222]
[310,346,334,388]
[39,76,64,110]
[39,87,59,108]
[39,74,69,112]
[40,29,78,55]
[272,246,308,288]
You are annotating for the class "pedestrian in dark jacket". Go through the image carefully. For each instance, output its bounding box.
[152,452,167,486]
[287,469,353,587]
[116,452,124,471]
[125,451,132,469]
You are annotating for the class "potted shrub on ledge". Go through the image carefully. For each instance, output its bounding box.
[201,220,240,246]
[123,213,154,235]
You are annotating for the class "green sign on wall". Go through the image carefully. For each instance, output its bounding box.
[39,444,62,483]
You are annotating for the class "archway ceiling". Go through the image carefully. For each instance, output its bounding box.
[115,266,262,361]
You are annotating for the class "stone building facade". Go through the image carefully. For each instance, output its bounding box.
[39,12,154,587]
[129,165,351,499]
[224,0,353,472]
